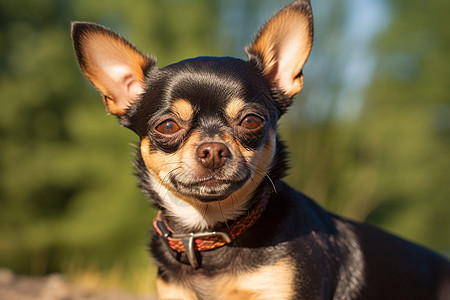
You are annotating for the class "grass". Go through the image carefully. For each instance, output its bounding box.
[64,256,157,296]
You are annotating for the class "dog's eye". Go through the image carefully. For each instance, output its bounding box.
[240,114,264,130]
[156,120,180,134]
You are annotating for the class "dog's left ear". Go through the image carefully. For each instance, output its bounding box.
[246,0,313,100]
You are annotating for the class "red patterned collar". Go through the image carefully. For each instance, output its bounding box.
[153,194,270,268]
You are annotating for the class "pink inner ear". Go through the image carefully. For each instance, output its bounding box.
[276,29,310,94]
[246,6,313,97]
[103,63,144,109]
[271,18,311,95]
[126,76,145,101]
[78,29,148,115]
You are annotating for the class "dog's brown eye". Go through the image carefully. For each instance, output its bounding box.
[240,114,264,130]
[156,120,180,134]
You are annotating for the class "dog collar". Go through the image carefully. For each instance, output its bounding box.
[153,194,269,268]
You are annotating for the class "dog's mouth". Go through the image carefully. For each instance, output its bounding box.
[169,171,251,202]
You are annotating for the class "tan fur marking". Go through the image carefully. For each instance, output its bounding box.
[156,259,295,299]
[222,130,275,204]
[141,134,202,206]
[226,129,275,182]
[140,136,175,181]
[210,258,296,300]
[171,99,194,121]
[225,98,246,120]
[157,277,197,300]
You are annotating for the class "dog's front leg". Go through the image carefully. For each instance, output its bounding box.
[156,276,197,300]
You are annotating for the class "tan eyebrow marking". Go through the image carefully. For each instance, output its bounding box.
[225,98,246,120]
[171,98,194,121]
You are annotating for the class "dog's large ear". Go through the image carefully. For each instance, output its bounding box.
[71,22,155,116]
[246,0,313,99]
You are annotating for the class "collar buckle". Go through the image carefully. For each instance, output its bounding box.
[174,231,231,268]
[155,218,231,268]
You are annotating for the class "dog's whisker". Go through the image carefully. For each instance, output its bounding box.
[193,198,203,211]
[158,167,180,189]
[201,203,209,220]
[158,162,180,167]
[264,174,277,194]
[230,194,236,210]
[243,161,277,194]
[217,201,230,228]
[252,167,277,194]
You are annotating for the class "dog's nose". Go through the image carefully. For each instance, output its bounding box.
[196,143,230,170]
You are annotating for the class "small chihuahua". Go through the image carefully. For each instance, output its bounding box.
[72,0,450,299]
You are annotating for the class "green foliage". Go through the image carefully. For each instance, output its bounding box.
[361,0,450,251]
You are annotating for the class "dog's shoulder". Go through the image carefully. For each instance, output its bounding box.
[273,181,450,298]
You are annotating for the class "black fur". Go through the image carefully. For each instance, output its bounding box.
[151,181,450,299]
[131,56,450,299]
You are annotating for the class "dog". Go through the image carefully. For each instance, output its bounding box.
[71,0,450,299]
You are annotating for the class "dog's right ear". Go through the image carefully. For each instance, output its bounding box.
[71,22,156,116]
[246,0,313,111]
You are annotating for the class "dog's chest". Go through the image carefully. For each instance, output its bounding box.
[157,258,296,300]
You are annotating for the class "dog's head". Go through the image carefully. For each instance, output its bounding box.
[71,0,313,229]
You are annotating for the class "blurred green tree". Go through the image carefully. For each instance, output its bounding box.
[360,0,450,252]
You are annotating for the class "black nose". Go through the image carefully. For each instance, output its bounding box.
[196,143,230,170]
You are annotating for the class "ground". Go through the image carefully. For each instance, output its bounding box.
[0,269,157,300]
